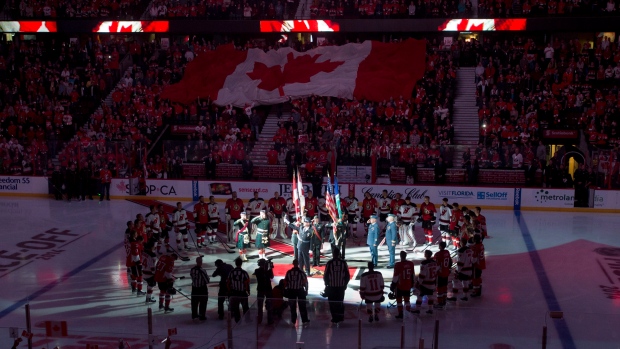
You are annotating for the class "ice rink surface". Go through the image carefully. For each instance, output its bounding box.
[1,197,620,349]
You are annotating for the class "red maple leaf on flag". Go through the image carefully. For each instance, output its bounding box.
[247,52,344,96]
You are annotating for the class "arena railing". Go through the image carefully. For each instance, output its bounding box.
[5,296,619,348]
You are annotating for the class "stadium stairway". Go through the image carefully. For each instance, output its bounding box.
[295,0,311,19]
[452,67,478,168]
[247,106,289,165]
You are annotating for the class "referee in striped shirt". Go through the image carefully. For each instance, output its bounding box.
[323,248,350,325]
[190,257,210,321]
[227,257,250,323]
[284,259,310,326]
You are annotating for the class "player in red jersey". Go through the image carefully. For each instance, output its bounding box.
[268,191,287,239]
[470,234,486,297]
[154,253,179,312]
[433,242,452,308]
[392,251,415,319]
[361,191,379,234]
[304,190,319,219]
[418,196,437,245]
[99,166,112,201]
[474,207,487,239]
[125,230,145,296]
[225,191,245,242]
[449,203,463,249]
[390,193,406,215]
[193,196,210,247]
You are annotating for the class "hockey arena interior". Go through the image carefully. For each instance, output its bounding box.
[1,5,620,349]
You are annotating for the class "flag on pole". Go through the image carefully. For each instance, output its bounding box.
[297,168,305,216]
[325,176,339,225]
[333,175,342,219]
[292,169,300,219]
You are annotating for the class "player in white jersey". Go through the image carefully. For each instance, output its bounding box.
[447,237,475,302]
[247,191,266,239]
[207,196,220,240]
[438,198,452,246]
[359,262,385,323]
[414,250,439,314]
[397,197,417,246]
[172,202,190,251]
[343,192,360,237]
[378,190,391,229]
[145,205,161,250]
[141,242,158,304]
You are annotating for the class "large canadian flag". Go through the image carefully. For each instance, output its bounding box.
[161,39,426,107]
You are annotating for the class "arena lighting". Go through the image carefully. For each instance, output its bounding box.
[438,18,526,31]
[260,20,340,32]
[93,21,169,33]
[0,21,57,32]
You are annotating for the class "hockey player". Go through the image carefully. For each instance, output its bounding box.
[418,196,436,245]
[470,234,486,297]
[141,242,158,303]
[207,196,220,241]
[285,195,296,238]
[158,204,173,253]
[359,262,385,323]
[449,203,463,249]
[398,197,417,246]
[317,195,329,223]
[433,242,452,308]
[135,214,148,242]
[193,196,210,247]
[414,250,439,314]
[234,212,251,261]
[172,202,190,251]
[304,190,319,219]
[125,230,145,295]
[343,191,360,238]
[447,237,474,302]
[361,191,379,234]
[225,191,245,242]
[247,191,266,240]
[438,198,452,246]
[154,253,179,312]
[390,193,405,216]
[474,207,487,239]
[145,205,161,251]
[378,190,391,229]
[268,191,287,239]
[392,251,415,319]
[251,210,271,259]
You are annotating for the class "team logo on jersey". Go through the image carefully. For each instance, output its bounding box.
[233,204,240,210]
[275,203,282,210]
[365,203,371,209]
[424,209,430,214]
[403,208,411,214]
[201,208,207,215]
[307,203,314,209]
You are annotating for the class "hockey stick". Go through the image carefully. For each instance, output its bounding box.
[416,235,439,254]
[168,245,191,262]
[188,229,204,257]
[215,230,237,249]
[215,234,236,254]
